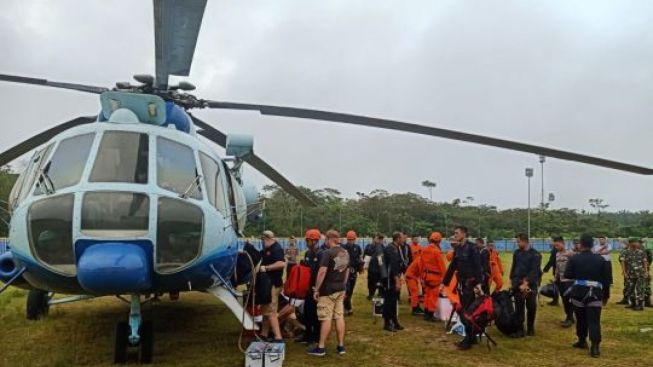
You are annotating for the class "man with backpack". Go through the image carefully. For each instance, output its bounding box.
[364,234,385,300]
[307,230,350,357]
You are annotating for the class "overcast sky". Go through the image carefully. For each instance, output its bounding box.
[1,0,652,211]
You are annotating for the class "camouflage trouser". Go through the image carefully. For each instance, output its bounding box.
[623,277,631,299]
[644,276,652,299]
[626,277,646,301]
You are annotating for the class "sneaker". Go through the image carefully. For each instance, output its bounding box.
[337,345,346,355]
[307,346,326,357]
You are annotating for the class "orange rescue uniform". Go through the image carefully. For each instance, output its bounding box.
[420,242,447,314]
[487,247,504,292]
[443,249,460,308]
[405,257,422,309]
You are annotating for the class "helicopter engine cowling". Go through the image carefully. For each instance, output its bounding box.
[0,252,29,288]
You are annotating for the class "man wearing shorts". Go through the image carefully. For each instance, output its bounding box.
[307,230,350,357]
[259,230,286,342]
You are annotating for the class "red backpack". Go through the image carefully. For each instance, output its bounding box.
[284,264,312,299]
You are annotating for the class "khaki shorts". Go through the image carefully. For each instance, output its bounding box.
[262,286,281,317]
[317,291,345,321]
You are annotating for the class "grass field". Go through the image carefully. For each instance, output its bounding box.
[1,254,652,367]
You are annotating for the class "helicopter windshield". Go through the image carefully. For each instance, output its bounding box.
[156,197,203,273]
[34,133,94,195]
[90,132,148,183]
[81,192,150,237]
[28,194,75,275]
[156,137,202,200]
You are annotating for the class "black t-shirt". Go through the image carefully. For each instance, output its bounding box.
[318,246,350,296]
[261,242,285,287]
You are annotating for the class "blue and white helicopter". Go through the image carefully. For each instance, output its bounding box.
[1,0,652,364]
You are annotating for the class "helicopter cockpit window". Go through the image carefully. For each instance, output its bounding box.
[28,194,75,275]
[156,137,202,200]
[34,133,94,195]
[156,197,203,273]
[81,192,150,237]
[90,132,148,183]
[199,152,229,217]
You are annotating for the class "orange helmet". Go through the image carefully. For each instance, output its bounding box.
[429,232,443,242]
[305,229,321,241]
[346,230,357,240]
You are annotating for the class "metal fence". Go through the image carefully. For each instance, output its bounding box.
[238,238,628,253]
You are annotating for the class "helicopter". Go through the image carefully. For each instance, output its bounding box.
[1,0,653,365]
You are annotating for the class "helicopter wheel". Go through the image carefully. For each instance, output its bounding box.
[114,321,129,364]
[139,320,154,364]
[26,289,51,320]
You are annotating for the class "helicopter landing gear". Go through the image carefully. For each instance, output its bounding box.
[114,294,153,364]
[26,289,51,320]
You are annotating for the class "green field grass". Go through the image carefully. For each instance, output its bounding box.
[1,254,652,367]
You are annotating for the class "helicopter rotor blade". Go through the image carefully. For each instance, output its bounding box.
[0,116,97,167]
[205,101,653,175]
[190,115,316,207]
[153,0,207,89]
[0,73,109,94]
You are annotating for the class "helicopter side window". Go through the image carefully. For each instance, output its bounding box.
[199,152,229,217]
[156,137,202,200]
[81,192,150,238]
[90,132,148,183]
[28,194,75,275]
[34,133,94,195]
[11,144,54,205]
[156,197,203,273]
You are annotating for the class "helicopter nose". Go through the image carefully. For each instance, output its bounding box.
[77,243,152,294]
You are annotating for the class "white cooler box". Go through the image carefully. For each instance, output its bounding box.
[245,342,285,367]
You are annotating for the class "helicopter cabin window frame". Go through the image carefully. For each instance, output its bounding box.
[155,136,203,200]
[198,152,230,218]
[10,143,54,208]
[155,196,204,274]
[33,133,95,196]
[27,193,76,276]
[89,131,149,184]
[80,191,150,238]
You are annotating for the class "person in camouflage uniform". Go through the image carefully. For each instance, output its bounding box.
[619,238,649,311]
[616,240,630,305]
[635,240,653,308]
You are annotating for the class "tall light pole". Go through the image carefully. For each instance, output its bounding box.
[525,168,534,238]
[539,155,546,209]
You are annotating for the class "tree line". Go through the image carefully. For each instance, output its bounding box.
[245,185,653,240]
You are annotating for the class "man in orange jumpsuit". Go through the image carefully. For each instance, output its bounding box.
[405,239,424,315]
[421,232,447,322]
[487,240,504,293]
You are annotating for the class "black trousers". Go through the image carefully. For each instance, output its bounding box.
[303,295,320,343]
[368,272,381,298]
[514,288,537,332]
[344,271,358,311]
[558,281,574,321]
[574,306,602,344]
[552,278,560,303]
[382,286,399,321]
[458,283,476,342]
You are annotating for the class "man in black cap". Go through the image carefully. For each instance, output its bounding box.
[509,233,542,337]
[443,225,482,350]
[564,234,612,358]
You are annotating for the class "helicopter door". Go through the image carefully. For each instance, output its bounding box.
[198,152,229,219]
[220,162,239,232]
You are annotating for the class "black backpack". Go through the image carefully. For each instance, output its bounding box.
[492,290,521,336]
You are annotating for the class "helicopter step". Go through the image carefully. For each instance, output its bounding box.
[207,284,257,331]
[114,294,153,365]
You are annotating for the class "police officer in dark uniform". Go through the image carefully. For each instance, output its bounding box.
[509,233,542,338]
[342,230,363,316]
[382,232,406,332]
[476,238,491,294]
[364,235,385,299]
[564,234,612,358]
[443,225,482,350]
[543,243,559,305]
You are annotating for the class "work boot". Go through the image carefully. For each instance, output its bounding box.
[455,339,472,350]
[634,301,644,311]
[526,328,535,337]
[383,319,396,332]
[547,300,559,306]
[393,318,405,330]
[572,340,588,349]
[645,298,653,308]
[590,343,600,358]
[423,312,433,322]
[616,298,629,305]
[625,297,636,309]
[560,319,574,328]
[412,306,425,316]
[509,330,525,338]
